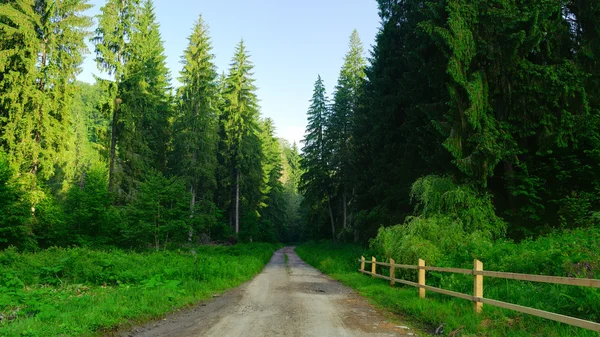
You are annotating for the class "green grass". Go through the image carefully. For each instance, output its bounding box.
[296,242,600,337]
[0,243,279,337]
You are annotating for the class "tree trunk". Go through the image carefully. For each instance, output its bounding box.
[235,170,240,234]
[343,191,347,229]
[327,192,336,243]
[108,100,120,194]
[79,170,87,190]
[188,184,195,244]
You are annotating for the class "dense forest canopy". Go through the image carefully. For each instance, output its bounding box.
[1,0,599,250]
[0,0,303,249]
[300,0,600,243]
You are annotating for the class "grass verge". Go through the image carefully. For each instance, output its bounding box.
[296,242,599,337]
[0,243,279,337]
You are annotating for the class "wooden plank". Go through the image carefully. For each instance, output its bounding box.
[420,284,474,302]
[390,258,395,286]
[362,271,391,281]
[474,259,483,313]
[371,256,376,278]
[392,263,419,270]
[424,266,473,275]
[374,261,391,267]
[393,278,419,287]
[365,258,600,287]
[478,297,600,332]
[480,271,600,288]
[418,259,426,298]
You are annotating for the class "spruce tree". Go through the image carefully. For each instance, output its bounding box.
[118,0,172,197]
[1,0,91,183]
[173,15,219,241]
[92,0,140,193]
[220,41,262,235]
[257,118,285,241]
[300,75,336,242]
[326,30,366,240]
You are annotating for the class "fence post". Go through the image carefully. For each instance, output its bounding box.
[474,259,483,313]
[371,256,376,277]
[360,256,365,274]
[418,258,426,298]
[390,258,395,286]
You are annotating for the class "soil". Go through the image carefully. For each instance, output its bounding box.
[115,247,422,337]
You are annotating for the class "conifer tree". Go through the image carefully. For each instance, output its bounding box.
[220,41,262,235]
[173,15,219,241]
[1,0,91,184]
[257,118,285,241]
[300,75,336,242]
[326,30,366,240]
[118,0,172,197]
[92,0,140,193]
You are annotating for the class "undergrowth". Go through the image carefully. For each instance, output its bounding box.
[0,243,279,337]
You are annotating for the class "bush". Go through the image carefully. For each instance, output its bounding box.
[0,153,34,250]
[371,175,506,266]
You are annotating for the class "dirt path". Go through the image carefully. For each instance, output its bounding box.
[119,247,420,337]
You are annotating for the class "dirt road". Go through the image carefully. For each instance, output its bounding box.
[121,247,419,337]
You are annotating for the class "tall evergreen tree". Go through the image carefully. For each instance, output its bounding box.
[300,75,336,242]
[92,0,140,193]
[0,0,91,184]
[117,0,172,197]
[257,118,285,241]
[326,30,366,241]
[173,15,219,241]
[219,41,262,235]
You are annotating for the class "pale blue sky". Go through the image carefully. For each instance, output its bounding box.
[78,0,380,145]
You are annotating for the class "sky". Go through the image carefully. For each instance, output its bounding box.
[78,0,381,146]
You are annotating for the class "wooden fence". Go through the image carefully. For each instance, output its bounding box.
[359,256,600,332]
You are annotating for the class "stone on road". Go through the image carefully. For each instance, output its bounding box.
[122,247,418,337]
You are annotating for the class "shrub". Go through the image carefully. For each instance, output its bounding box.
[371,175,506,266]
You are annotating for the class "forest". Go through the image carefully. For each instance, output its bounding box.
[2,0,600,335]
[301,0,600,243]
[0,0,304,250]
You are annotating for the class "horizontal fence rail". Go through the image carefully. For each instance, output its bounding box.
[358,256,600,332]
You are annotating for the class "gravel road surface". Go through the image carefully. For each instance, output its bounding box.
[119,247,420,337]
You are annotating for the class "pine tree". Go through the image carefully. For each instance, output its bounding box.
[257,118,285,241]
[118,0,172,197]
[326,30,366,240]
[92,0,140,193]
[173,15,219,242]
[219,40,262,235]
[1,0,91,184]
[300,75,336,242]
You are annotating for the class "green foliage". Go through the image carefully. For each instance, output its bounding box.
[118,0,172,185]
[326,30,367,242]
[0,152,30,249]
[296,0,600,241]
[0,243,279,336]
[61,164,121,247]
[300,75,336,241]
[256,119,285,242]
[124,171,190,250]
[171,15,220,242]
[218,40,263,236]
[0,0,92,185]
[371,176,506,266]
